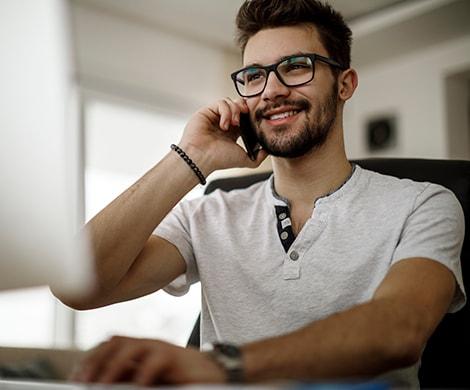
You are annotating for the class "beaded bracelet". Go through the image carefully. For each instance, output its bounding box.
[170,144,206,185]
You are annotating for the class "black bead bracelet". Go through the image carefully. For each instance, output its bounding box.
[170,144,206,185]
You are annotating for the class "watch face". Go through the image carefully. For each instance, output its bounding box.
[211,343,244,383]
[215,343,241,358]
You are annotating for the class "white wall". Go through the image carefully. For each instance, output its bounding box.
[344,0,470,160]
[71,0,240,114]
[345,34,470,159]
[70,0,269,180]
[446,70,470,159]
[71,0,470,164]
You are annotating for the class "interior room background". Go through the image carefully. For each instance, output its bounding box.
[1,0,469,350]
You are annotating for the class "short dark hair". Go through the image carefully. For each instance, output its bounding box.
[236,0,352,70]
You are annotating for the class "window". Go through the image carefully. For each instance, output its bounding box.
[0,288,55,347]
[76,98,202,349]
[0,99,203,350]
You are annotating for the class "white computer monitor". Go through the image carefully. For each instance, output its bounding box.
[0,0,94,296]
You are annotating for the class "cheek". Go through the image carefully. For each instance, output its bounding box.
[246,98,259,114]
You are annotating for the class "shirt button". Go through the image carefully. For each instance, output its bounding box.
[280,231,289,240]
[289,251,299,261]
[278,212,287,220]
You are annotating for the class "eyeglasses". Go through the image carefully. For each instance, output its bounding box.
[231,53,345,98]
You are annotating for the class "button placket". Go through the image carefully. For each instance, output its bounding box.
[282,216,326,280]
[281,218,292,230]
[283,246,301,280]
[289,250,299,261]
[275,205,295,253]
[283,260,300,280]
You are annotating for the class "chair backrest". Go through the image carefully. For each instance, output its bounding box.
[187,158,469,388]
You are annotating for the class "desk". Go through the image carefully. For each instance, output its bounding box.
[0,380,271,389]
[0,379,390,390]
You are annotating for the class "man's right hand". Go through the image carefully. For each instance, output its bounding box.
[178,98,268,175]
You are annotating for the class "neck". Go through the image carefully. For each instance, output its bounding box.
[271,127,351,207]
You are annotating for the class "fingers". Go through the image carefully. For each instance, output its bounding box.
[134,352,169,386]
[71,336,145,383]
[72,336,173,386]
[181,97,264,172]
[97,342,147,384]
[213,97,248,131]
[71,337,121,382]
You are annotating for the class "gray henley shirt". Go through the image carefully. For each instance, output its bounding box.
[154,164,466,388]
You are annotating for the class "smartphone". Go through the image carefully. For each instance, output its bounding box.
[239,112,261,161]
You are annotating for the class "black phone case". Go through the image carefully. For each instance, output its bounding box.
[239,113,260,161]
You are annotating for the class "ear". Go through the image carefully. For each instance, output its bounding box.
[338,68,358,102]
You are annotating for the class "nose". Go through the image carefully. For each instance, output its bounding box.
[261,71,290,101]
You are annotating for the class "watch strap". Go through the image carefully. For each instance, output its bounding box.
[207,343,244,383]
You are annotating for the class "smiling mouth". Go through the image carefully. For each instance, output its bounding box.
[256,99,310,124]
[267,110,301,121]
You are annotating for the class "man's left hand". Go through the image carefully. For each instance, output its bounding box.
[71,336,226,386]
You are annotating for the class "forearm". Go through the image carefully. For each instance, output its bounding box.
[56,98,266,307]
[242,298,424,382]
[86,147,213,292]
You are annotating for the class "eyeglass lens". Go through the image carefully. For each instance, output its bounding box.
[235,55,314,97]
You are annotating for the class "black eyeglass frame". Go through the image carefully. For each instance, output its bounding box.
[230,53,346,98]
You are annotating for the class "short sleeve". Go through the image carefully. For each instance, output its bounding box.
[391,183,466,313]
[153,200,200,296]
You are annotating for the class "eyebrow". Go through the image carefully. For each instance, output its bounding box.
[244,51,308,68]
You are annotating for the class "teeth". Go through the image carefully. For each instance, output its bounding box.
[269,110,298,121]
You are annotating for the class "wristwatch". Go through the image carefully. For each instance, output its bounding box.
[206,343,244,383]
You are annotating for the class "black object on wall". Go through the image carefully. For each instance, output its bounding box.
[366,116,397,152]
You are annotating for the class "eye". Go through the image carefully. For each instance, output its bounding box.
[243,68,265,84]
[281,57,312,73]
[288,63,310,70]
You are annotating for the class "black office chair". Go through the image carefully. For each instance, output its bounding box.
[187,158,470,388]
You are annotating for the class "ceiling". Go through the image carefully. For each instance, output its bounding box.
[74,0,408,51]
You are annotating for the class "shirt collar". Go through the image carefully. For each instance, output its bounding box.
[264,163,361,208]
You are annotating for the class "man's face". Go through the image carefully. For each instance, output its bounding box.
[243,25,340,158]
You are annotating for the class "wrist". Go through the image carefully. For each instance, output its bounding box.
[170,144,206,185]
[205,343,244,383]
[176,142,218,177]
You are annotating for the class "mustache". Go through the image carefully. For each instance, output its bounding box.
[254,99,311,122]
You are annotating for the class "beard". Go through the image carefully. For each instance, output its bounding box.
[253,81,339,158]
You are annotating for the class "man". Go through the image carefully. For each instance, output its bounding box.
[63,0,465,387]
